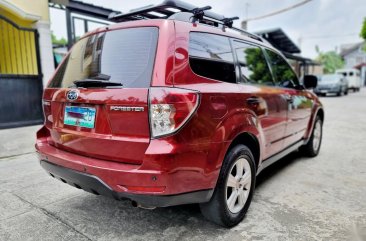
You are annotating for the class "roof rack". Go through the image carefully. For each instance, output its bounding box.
[108,0,263,42]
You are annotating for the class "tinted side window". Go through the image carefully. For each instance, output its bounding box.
[265,50,299,88]
[189,33,236,83]
[234,41,274,86]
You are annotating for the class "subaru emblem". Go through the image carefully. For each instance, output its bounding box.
[66,90,79,101]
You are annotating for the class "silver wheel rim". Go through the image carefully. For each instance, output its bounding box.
[226,157,252,214]
[313,121,322,151]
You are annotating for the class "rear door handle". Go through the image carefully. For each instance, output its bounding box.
[246,97,261,105]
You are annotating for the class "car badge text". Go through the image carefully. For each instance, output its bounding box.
[110,106,144,112]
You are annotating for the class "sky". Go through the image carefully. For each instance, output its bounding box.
[50,0,366,59]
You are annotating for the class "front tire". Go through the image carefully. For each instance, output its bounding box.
[300,116,323,157]
[200,145,256,227]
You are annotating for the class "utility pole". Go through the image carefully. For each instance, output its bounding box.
[298,35,303,49]
[241,2,250,31]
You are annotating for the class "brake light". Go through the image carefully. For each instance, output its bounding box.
[149,88,200,138]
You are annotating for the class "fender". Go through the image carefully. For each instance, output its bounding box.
[207,109,263,186]
[304,102,324,144]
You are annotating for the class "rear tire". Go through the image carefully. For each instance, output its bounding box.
[300,116,323,157]
[344,90,348,95]
[200,145,256,227]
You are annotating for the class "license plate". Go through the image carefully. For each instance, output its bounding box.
[320,90,328,93]
[64,106,96,128]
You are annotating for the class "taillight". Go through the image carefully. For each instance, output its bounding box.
[149,88,200,138]
[42,100,52,126]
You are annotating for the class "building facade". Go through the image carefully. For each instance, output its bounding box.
[0,0,54,85]
[340,42,366,86]
[0,0,54,128]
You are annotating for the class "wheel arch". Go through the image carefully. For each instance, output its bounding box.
[304,106,324,142]
[227,132,261,171]
[317,108,324,122]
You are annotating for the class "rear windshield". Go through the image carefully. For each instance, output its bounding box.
[49,27,159,88]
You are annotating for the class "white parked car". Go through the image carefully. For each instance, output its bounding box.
[336,69,362,92]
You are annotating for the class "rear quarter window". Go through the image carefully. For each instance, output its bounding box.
[49,27,159,88]
[189,32,236,84]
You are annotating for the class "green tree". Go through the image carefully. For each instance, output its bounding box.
[360,18,366,51]
[315,48,344,74]
[361,18,366,40]
[51,33,68,46]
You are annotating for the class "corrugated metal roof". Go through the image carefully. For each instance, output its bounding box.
[255,28,301,54]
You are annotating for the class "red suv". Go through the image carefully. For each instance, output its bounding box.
[36,1,323,227]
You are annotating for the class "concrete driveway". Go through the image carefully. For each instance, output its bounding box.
[1,90,365,241]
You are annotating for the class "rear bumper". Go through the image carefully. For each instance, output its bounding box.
[40,160,213,207]
[36,127,220,206]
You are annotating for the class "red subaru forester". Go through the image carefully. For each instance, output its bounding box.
[36,0,324,227]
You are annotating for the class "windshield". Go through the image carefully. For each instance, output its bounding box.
[49,27,159,88]
[320,74,341,83]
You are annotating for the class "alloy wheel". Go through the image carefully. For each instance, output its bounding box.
[225,157,252,214]
[313,121,322,151]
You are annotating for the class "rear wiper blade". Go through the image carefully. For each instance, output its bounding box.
[73,79,123,88]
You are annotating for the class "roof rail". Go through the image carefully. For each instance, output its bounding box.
[108,0,263,42]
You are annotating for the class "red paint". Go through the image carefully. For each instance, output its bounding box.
[36,19,323,198]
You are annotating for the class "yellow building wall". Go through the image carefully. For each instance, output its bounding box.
[7,0,49,21]
[0,0,48,75]
[0,8,33,27]
[0,18,38,75]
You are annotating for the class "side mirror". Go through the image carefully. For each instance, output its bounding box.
[303,75,318,89]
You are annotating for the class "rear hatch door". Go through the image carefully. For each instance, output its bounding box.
[44,27,159,165]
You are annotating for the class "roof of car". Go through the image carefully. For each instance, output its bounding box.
[108,0,265,44]
[83,18,275,52]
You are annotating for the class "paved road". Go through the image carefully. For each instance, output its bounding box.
[0,125,41,158]
[1,90,365,241]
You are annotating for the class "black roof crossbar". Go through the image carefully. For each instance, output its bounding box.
[191,6,212,22]
[222,17,240,28]
[108,0,263,42]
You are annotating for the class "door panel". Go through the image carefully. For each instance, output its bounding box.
[264,49,312,147]
[232,41,288,159]
[238,85,288,159]
[283,89,313,147]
